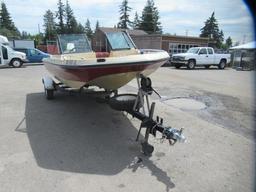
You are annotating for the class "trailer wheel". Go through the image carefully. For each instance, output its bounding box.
[45,89,54,100]
[109,94,140,111]
[11,59,23,68]
[141,142,154,156]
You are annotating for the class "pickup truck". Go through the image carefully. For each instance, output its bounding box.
[171,47,230,69]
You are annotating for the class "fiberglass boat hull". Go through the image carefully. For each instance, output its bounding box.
[44,57,167,90]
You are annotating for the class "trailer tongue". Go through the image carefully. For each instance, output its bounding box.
[109,75,186,156]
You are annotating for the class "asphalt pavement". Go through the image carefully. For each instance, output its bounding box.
[0,65,255,192]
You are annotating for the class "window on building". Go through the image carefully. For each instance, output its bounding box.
[169,43,200,54]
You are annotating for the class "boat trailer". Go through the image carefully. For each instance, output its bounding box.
[109,74,186,156]
[42,75,186,156]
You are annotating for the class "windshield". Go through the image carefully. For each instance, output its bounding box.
[187,47,200,54]
[106,32,135,50]
[58,34,92,54]
[6,45,14,52]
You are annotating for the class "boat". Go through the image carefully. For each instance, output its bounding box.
[42,30,186,156]
[43,29,169,91]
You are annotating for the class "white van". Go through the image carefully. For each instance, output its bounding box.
[0,35,27,68]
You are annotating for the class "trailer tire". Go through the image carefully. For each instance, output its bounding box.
[45,89,54,100]
[141,142,154,156]
[109,94,140,111]
[11,59,23,68]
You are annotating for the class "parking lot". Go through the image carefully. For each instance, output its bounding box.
[0,65,255,192]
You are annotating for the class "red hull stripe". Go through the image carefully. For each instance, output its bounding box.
[44,59,166,82]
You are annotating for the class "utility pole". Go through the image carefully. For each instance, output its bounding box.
[38,24,41,34]
[242,35,246,44]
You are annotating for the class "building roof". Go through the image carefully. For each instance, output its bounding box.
[230,41,256,50]
[97,27,210,40]
[162,34,209,40]
[98,27,147,35]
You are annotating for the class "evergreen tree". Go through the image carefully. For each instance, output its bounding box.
[152,4,162,33]
[225,36,232,48]
[65,0,78,33]
[21,31,29,39]
[0,2,20,37]
[200,12,224,48]
[43,9,57,40]
[0,2,12,29]
[117,0,132,29]
[75,23,85,33]
[69,17,78,33]
[219,30,224,43]
[85,19,93,39]
[56,0,65,33]
[0,27,16,38]
[139,0,162,34]
[133,11,140,29]
[34,33,44,46]
[234,41,239,46]
[95,20,100,31]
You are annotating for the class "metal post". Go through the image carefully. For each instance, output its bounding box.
[144,102,155,143]
[145,95,150,115]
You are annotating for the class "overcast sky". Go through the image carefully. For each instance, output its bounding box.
[2,0,255,44]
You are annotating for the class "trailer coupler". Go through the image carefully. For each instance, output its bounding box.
[126,102,186,155]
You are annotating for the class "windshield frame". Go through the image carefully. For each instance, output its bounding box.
[57,34,92,54]
[105,32,136,51]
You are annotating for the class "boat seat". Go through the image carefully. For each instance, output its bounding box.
[96,52,110,58]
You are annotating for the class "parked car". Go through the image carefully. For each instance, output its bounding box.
[13,48,50,63]
[171,47,231,69]
[0,35,27,68]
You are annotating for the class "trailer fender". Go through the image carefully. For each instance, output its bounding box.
[42,76,55,90]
